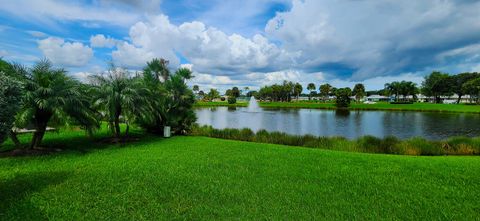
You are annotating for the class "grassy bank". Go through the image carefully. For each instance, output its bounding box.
[195,101,480,113]
[192,125,480,155]
[1,129,480,220]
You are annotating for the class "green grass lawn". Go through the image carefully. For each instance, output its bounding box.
[195,101,480,113]
[1,130,480,220]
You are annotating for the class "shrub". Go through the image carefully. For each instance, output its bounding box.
[228,96,236,104]
[0,73,22,145]
[220,97,226,101]
[335,88,352,108]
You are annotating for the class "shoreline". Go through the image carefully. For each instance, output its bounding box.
[194,101,480,114]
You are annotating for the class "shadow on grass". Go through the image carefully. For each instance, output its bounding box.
[1,129,161,157]
[0,171,70,220]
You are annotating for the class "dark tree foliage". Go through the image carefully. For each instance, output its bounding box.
[335,87,352,108]
[258,81,296,102]
[227,96,237,104]
[0,71,22,146]
[138,60,196,135]
[451,72,479,104]
[421,71,453,103]
[352,83,366,102]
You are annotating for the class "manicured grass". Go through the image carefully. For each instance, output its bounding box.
[195,101,480,113]
[1,130,480,220]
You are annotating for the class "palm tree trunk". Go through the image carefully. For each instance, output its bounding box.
[457,94,462,104]
[9,130,22,149]
[125,123,130,138]
[31,125,47,149]
[114,117,121,138]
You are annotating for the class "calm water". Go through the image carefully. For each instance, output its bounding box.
[195,107,480,140]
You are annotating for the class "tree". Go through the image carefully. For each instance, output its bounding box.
[16,60,98,148]
[307,83,316,100]
[352,83,366,102]
[206,89,220,101]
[90,65,150,139]
[293,83,303,101]
[231,87,240,98]
[144,58,170,82]
[138,60,196,135]
[421,71,453,103]
[198,90,205,97]
[227,96,237,104]
[319,83,332,101]
[0,72,22,146]
[163,68,196,133]
[193,85,199,94]
[399,81,418,101]
[462,77,480,104]
[384,81,401,101]
[451,72,479,104]
[335,87,352,108]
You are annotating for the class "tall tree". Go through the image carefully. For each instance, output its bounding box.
[384,81,402,101]
[462,77,480,104]
[319,83,332,102]
[451,72,479,104]
[16,60,98,148]
[293,83,303,101]
[307,83,316,100]
[352,83,366,102]
[421,71,453,103]
[207,89,220,101]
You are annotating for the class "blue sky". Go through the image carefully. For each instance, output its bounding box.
[1,0,479,92]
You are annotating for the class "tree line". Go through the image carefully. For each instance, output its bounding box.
[220,71,480,104]
[0,58,196,149]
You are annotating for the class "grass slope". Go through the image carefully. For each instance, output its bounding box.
[195,101,480,113]
[1,132,480,220]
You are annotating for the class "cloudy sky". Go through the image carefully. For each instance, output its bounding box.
[1,0,480,93]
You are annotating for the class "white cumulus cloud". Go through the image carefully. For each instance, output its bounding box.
[38,37,93,67]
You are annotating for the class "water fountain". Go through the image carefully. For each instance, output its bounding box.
[247,96,260,112]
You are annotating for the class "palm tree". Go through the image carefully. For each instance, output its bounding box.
[293,83,303,101]
[15,60,98,148]
[90,65,151,139]
[193,85,199,94]
[319,83,332,102]
[352,83,366,102]
[385,82,401,101]
[307,83,316,100]
[163,68,196,133]
[144,58,170,82]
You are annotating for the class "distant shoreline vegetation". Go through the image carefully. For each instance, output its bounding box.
[194,101,480,114]
[192,125,480,156]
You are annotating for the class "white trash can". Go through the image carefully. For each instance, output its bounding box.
[163,126,171,138]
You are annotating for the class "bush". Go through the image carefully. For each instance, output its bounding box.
[0,73,22,145]
[220,97,226,101]
[335,88,352,108]
[227,97,236,104]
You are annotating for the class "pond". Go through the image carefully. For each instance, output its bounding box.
[195,106,480,140]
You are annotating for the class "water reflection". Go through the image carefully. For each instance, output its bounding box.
[195,107,480,140]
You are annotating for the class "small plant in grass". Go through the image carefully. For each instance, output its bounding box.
[228,96,237,104]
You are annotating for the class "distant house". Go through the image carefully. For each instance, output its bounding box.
[366,95,391,102]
